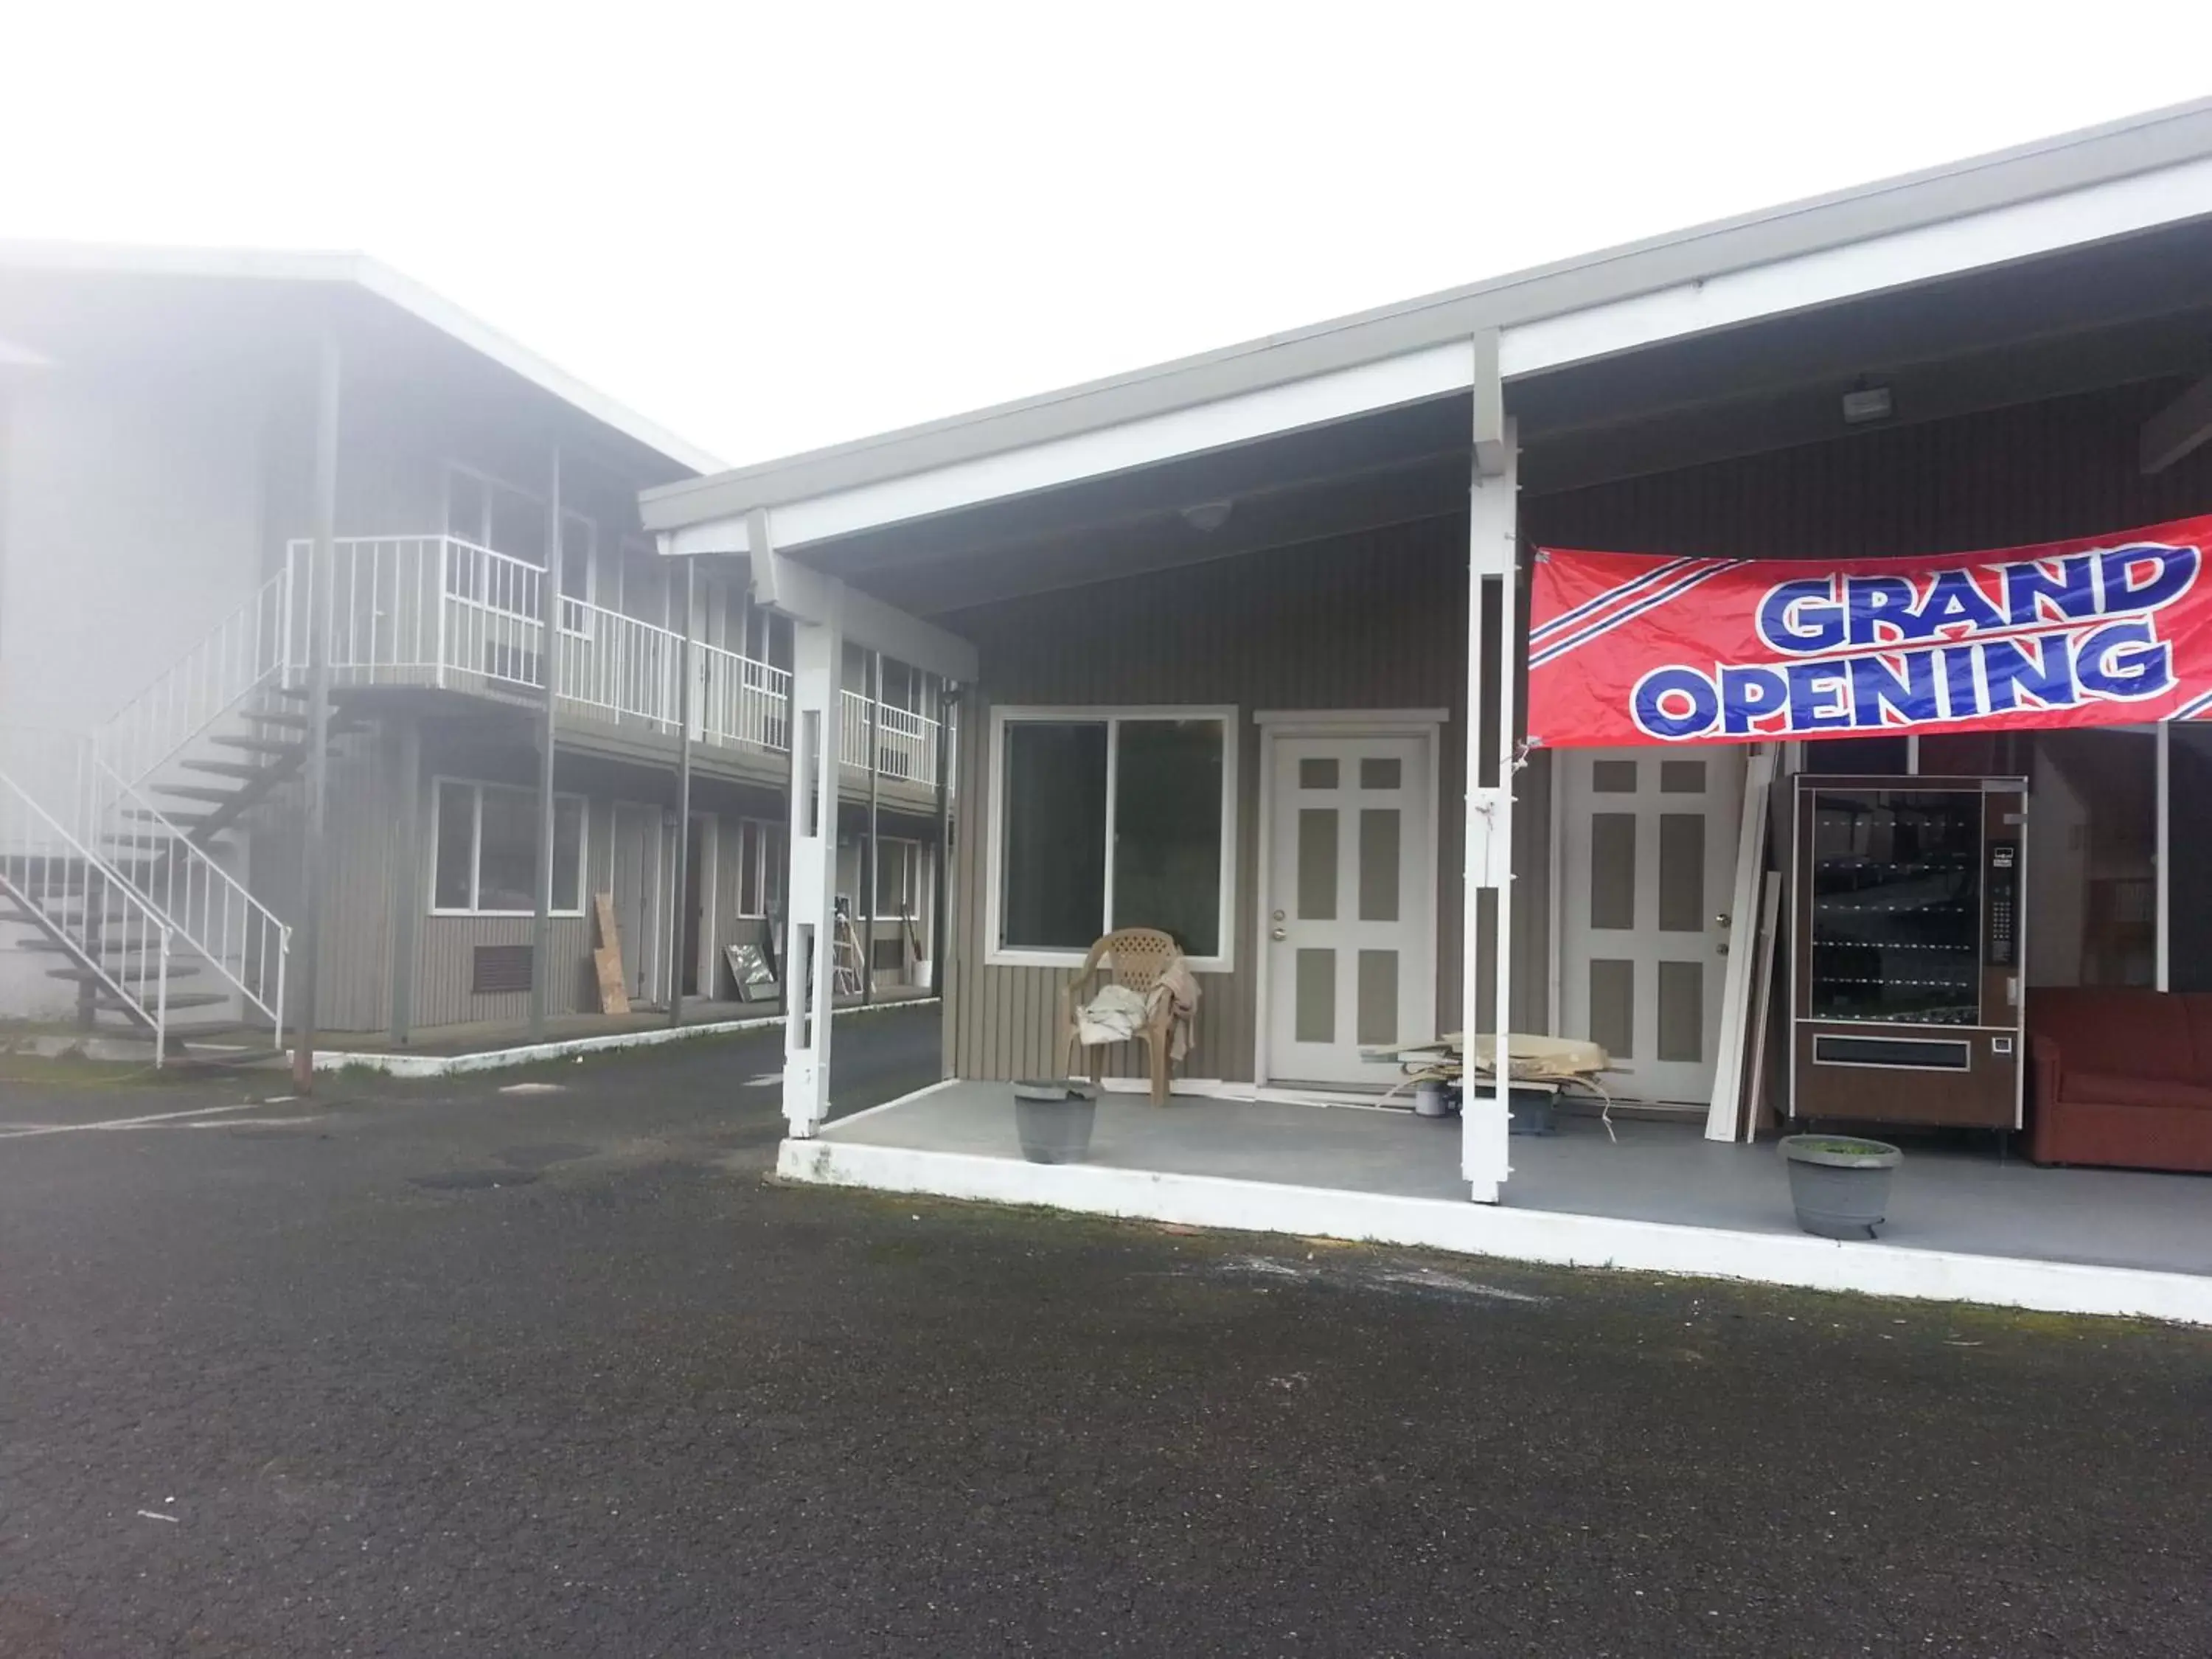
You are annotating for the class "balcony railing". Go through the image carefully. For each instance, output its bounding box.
[841,690,939,785]
[283,536,942,786]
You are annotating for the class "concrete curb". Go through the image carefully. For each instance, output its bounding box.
[308,998,939,1079]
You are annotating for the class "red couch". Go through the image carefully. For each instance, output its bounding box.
[2029,989,2212,1173]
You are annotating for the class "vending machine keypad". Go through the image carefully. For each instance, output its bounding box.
[1987,840,2019,968]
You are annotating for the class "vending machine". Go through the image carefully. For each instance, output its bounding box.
[1790,775,2028,1130]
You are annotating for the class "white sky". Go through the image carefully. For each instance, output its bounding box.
[5,1,2210,470]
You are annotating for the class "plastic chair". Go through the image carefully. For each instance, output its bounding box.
[1060,928,1179,1105]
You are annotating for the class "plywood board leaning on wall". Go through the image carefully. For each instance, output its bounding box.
[593,892,630,1015]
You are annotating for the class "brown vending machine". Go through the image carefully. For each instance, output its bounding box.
[1790,775,2028,1130]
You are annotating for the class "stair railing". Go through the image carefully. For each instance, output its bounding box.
[81,754,290,1047]
[0,765,176,1064]
[97,566,292,787]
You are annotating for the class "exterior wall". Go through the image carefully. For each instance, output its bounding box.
[310,716,796,1033]
[1522,378,2212,558]
[0,364,271,740]
[939,375,2212,1088]
[942,515,1542,1085]
[0,365,276,1023]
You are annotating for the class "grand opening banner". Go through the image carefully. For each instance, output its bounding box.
[1526,514,2212,748]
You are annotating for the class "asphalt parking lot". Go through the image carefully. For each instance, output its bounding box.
[1,1004,2207,1656]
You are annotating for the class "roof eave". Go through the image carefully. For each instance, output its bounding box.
[641,94,2212,532]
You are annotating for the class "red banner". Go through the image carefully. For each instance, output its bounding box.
[1526,514,2212,748]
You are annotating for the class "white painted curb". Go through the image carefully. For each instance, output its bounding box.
[777,1136,2212,1326]
[307,998,938,1079]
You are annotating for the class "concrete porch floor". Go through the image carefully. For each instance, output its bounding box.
[790,1083,2212,1321]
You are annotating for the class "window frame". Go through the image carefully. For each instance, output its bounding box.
[869,836,921,920]
[984,704,1238,971]
[734,816,786,919]
[442,463,598,636]
[428,776,589,919]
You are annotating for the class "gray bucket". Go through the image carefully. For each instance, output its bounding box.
[1012,1081,1098,1164]
[1781,1135,1902,1239]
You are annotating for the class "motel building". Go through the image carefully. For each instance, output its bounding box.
[641,101,2212,1324]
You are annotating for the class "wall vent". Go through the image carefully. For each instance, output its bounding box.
[472,944,534,995]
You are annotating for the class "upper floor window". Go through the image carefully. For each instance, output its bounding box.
[444,465,595,632]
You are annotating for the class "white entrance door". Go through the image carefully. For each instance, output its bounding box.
[1556,746,1744,1105]
[1265,731,1436,1085]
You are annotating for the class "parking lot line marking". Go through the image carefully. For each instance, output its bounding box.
[0,1104,260,1140]
[187,1114,329,1130]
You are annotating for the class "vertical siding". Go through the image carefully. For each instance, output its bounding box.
[1523,379,2212,558]
[249,727,394,1034]
[947,515,1480,1084]
[320,731,397,1031]
[413,916,594,1028]
[942,377,2212,1086]
[408,787,612,1029]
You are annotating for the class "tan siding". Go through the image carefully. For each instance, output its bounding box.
[250,727,394,1034]
[1523,379,2212,558]
[409,790,612,1029]
[414,915,594,1028]
[320,731,396,1031]
[947,516,1476,1083]
[942,378,2212,1085]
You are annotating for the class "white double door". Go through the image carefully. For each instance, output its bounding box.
[1264,730,1436,1085]
[1556,746,1743,1105]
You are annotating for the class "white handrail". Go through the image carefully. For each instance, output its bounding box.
[291,535,549,693]
[86,754,291,1044]
[700,642,791,754]
[843,690,940,785]
[0,765,178,1064]
[278,535,936,782]
[559,603,684,730]
[96,568,290,786]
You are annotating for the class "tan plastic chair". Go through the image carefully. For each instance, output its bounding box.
[1060,928,1179,1105]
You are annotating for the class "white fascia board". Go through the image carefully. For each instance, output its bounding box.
[762,339,1478,551]
[1500,154,2212,378]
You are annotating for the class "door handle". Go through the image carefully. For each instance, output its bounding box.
[1271,927,1287,941]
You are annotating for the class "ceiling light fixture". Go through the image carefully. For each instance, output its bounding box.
[1840,381,1893,425]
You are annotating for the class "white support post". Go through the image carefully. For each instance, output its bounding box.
[782,616,844,1135]
[1462,414,1517,1203]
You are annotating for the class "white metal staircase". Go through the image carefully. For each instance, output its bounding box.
[0,570,302,1062]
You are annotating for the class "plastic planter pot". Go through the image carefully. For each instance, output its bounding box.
[1780,1134,1902,1239]
[1012,1081,1099,1164]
